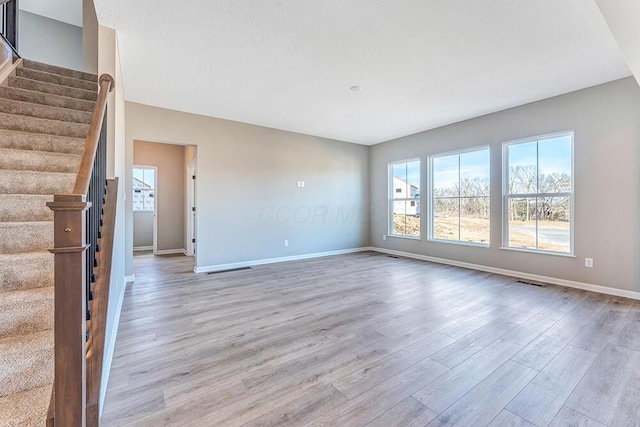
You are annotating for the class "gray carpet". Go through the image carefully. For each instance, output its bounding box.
[0,59,97,427]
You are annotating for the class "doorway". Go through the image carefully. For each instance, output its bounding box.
[131,140,197,270]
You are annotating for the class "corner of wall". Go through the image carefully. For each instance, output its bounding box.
[82,0,99,74]
[365,144,373,247]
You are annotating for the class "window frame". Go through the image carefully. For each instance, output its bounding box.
[132,165,157,213]
[428,145,491,248]
[388,158,421,240]
[501,131,575,257]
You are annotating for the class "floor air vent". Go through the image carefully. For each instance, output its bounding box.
[387,255,400,259]
[517,280,546,288]
[206,267,252,275]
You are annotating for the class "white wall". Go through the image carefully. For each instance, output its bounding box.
[125,103,371,275]
[82,0,99,74]
[370,77,640,295]
[97,25,127,412]
[18,11,83,70]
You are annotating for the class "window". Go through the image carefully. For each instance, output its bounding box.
[389,159,420,237]
[133,167,156,212]
[503,132,573,254]
[430,147,490,245]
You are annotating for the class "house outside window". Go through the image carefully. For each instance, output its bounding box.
[389,159,420,238]
[503,131,573,254]
[133,167,156,212]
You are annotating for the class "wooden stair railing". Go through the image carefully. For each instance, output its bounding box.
[46,74,115,427]
[86,177,119,425]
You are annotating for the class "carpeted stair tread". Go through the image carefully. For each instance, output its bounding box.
[16,67,97,92]
[0,287,53,338]
[0,112,89,138]
[0,170,75,194]
[0,97,92,124]
[0,222,53,253]
[0,195,53,222]
[22,59,98,82]
[0,330,53,397]
[0,252,53,292]
[0,59,100,424]
[0,384,50,427]
[8,76,98,102]
[0,148,80,173]
[0,129,85,154]
[0,86,95,112]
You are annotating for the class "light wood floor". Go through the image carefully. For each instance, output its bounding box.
[102,251,640,426]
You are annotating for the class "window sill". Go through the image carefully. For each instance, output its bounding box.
[429,239,489,248]
[499,246,576,258]
[387,234,421,241]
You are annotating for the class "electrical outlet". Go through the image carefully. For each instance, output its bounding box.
[585,258,593,268]
[284,240,289,247]
[383,235,387,241]
[301,181,305,187]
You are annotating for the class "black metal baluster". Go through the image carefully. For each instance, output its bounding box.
[85,111,108,326]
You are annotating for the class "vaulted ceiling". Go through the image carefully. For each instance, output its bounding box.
[94,0,631,145]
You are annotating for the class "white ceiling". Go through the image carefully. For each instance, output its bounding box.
[94,0,631,145]
[20,0,82,27]
[594,0,640,87]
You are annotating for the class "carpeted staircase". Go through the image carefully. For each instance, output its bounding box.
[0,59,98,426]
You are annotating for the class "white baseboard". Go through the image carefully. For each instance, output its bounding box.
[194,247,370,273]
[99,274,127,415]
[133,246,153,252]
[370,247,640,301]
[195,246,638,299]
[155,248,187,255]
[124,274,135,283]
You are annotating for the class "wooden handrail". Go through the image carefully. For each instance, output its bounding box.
[47,73,115,426]
[74,74,114,196]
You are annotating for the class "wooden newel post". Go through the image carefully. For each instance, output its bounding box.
[47,194,92,427]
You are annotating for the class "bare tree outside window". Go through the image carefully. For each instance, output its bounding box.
[431,147,490,245]
[504,133,573,254]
